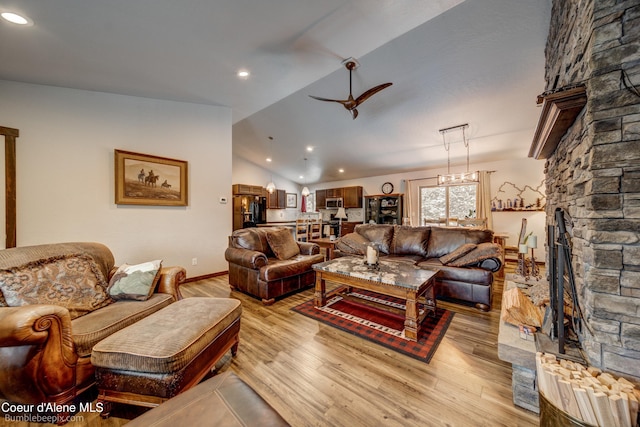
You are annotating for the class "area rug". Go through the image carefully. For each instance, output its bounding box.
[292,288,454,363]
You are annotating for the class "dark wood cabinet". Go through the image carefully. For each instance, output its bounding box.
[326,188,344,198]
[340,221,359,237]
[316,186,362,210]
[232,184,263,195]
[365,194,403,225]
[315,189,326,211]
[267,189,286,209]
[343,186,363,208]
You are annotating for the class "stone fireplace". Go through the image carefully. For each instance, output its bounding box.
[530,0,640,382]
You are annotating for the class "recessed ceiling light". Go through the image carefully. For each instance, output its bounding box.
[1,12,32,25]
[299,175,304,179]
[266,157,272,162]
[306,146,313,152]
[237,70,250,79]
[339,169,344,173]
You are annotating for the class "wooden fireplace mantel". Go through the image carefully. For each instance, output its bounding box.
[528,86,587,160]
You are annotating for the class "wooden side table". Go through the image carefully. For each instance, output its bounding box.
[309,237,337,260]
[493,232,509,278]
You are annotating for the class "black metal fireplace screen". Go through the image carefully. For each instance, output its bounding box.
[537,208,587,362]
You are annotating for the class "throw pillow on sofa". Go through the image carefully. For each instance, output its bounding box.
[439,243,477,265]
[266,227,300,260]
[426,227,493,258]
[335,232,369,255]
[0,254,112,319]
[107,259,162,301]
[448,242,502,267]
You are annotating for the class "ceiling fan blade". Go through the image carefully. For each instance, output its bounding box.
[308,95,347,104]
[354,82,393,106]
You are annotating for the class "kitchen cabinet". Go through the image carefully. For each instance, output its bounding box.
[316,186,363,210]
[343,186,363,208]
[340,221,359,236]
[365,194,403,225]
[232,184,263,195]
[267,189,286,209]
[326,188,344,199]
[315,189,326,211]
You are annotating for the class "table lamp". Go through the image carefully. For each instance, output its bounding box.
[335,207,348,237]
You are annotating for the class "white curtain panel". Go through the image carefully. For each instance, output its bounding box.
[477,170,493,230]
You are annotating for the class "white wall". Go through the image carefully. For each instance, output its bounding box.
[0,80,232,277]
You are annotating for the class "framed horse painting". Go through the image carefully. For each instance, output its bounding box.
[114,149,188,206]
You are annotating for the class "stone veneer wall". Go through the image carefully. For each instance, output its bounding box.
[544,0,640,381]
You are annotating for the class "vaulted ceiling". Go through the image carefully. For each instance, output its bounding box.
[0,0,551,184]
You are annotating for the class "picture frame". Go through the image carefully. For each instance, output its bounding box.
[114,149,188,206]
[286,193,297,208]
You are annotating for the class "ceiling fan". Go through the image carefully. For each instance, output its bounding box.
[309,58,392,120]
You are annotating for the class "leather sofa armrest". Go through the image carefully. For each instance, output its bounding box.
[0,305,73,348]
[225,247,268,270]
[479,257,502,273]
[157,266,187,301]
[0,305,77,398]
[298,242,320,255]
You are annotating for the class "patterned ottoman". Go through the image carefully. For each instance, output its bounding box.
[91,297,241,416]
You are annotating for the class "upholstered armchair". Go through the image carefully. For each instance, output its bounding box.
[225,227,325,305]
[0,242,186,406]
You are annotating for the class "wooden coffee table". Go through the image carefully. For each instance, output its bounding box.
[313,257,439,341]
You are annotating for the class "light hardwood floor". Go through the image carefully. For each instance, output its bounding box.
[5,265,540,427]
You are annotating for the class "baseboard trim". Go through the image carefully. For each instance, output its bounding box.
[185,271,228,283]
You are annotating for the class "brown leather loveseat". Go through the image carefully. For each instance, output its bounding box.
[0,242,186,407]
[225,227,325,305]
[335,224,502,311]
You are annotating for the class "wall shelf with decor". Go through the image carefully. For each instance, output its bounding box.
[365,194,403,225]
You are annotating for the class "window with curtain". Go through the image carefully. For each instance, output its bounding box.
[419,184,477,225]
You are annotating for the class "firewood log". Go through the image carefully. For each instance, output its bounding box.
[501,287,544,327]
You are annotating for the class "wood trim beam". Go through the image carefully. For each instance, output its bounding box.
[0,126,19,248]
[528,86,587,160]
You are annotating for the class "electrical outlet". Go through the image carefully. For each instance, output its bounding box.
[191,258,197,266]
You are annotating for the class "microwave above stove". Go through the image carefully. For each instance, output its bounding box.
[326,197,343,209]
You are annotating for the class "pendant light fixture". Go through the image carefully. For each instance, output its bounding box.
[301,157,310,197]
[265,136,276,193]
[437,123,479,186]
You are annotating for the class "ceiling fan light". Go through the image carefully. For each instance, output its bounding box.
[301,186,310,197]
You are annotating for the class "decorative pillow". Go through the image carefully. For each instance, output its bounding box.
[107,260,162,301]
[266,228,300,260]
[426,227,493,258]
[439,243,477,265]
[335,232,369,256]
[448,242,503,267]
[0,254,112,319]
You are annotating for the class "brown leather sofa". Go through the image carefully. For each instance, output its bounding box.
[0,242,186,407]
[335,224,502,311]
[225,227,325,305]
